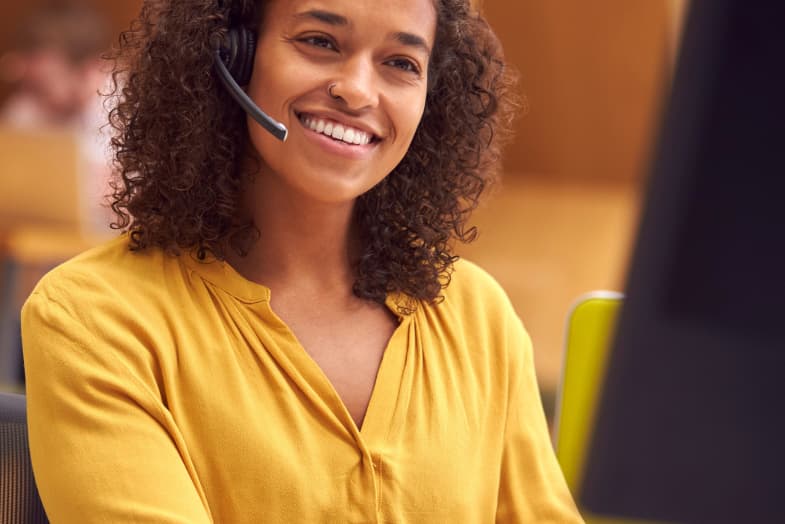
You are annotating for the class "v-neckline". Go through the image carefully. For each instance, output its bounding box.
[354,314,410,439]
[185,254,414,445]
[259,295,413,445]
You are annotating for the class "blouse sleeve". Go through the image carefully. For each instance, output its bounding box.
[21,289,213,523]
[495,316,585,523]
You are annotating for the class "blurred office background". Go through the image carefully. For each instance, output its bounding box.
[463,0,688,414]
[0,0,687,413]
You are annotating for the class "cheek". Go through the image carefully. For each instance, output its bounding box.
[243,72,298,165]
[394,96,428,150]
[247,115,287,172]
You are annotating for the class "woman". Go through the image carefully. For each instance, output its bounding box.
[22,0,583,522]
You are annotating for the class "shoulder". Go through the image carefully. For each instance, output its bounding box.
[411,260,532,403]
[21,236,207,381]
[416,257,531,357]
[441,257,517,319]
[33,235,168,295]
[25,235,188,327]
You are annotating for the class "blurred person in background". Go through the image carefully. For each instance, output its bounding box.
[0,2,113,232]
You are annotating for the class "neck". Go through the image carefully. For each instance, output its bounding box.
[226,172,360,298]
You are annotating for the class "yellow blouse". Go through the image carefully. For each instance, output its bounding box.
[22,236,582,523]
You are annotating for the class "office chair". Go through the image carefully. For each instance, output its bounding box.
[555,293,668,524]
[553,292,641,524]
[0,392,48,523]
[554,292,623,490]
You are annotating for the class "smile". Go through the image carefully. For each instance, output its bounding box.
[297,113,376,146]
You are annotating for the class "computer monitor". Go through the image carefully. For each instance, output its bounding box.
[579,1,785,523]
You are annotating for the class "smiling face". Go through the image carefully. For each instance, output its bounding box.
[245,0,437,206]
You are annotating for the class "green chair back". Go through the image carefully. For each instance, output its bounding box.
[554,292,667,524]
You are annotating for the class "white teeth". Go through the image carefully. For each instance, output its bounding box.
[300,114,372,146]
[331,124,345,140]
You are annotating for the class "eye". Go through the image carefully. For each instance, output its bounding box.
[386,57,422,75]
[298,34,337,51]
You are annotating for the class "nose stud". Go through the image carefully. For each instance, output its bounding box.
[328,83,339,99]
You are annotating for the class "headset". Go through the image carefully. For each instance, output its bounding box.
[213,25,289,142]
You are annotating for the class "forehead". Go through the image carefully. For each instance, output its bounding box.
[262,0,437,42]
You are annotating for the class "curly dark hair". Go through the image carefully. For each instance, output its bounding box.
[107,0,518,309]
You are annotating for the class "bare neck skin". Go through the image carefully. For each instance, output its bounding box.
[226,165,359,304]
[226,162,397,430]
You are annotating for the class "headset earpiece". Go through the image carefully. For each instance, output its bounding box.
[218,26,257,86]
[213,23,287,141]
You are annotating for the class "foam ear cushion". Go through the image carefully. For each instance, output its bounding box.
[237,27,257,86]
[219,26,257,86]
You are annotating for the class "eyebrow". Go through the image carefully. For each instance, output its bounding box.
[293,9,348,26]
[393,31,431,55]
[293,9,432,55]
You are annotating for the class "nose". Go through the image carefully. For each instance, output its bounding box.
[329,55,379,111]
